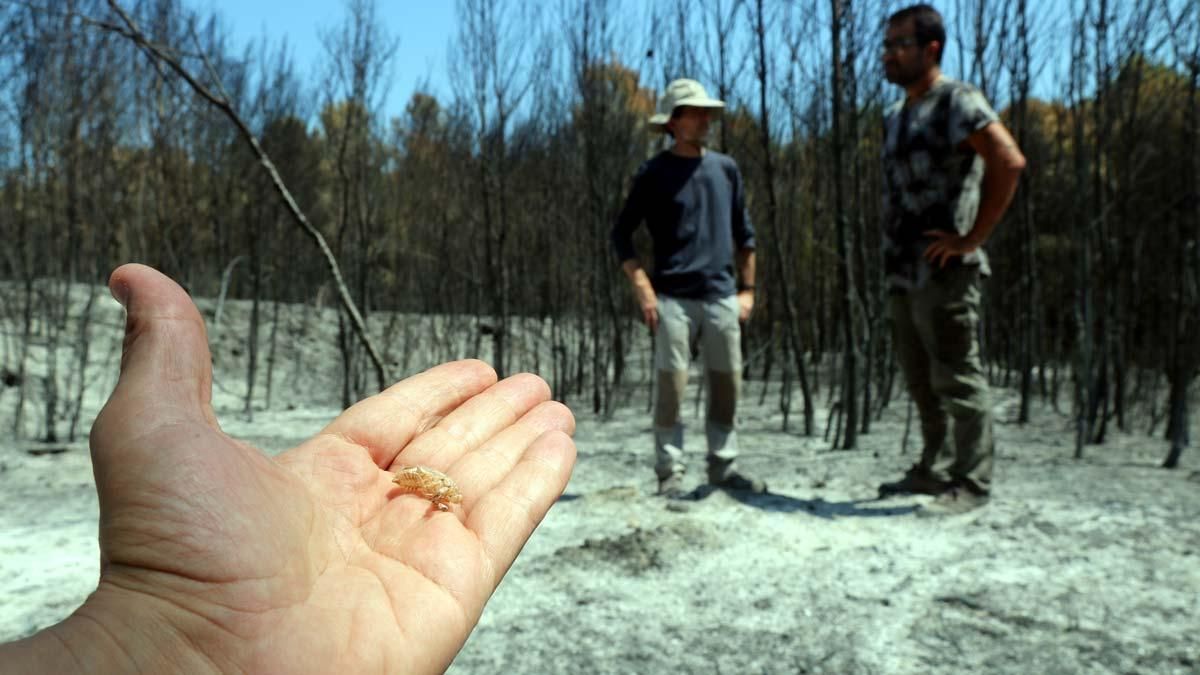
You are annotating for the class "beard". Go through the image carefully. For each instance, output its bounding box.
[884,61,924,86]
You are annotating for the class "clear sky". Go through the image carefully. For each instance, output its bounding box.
[195,0,1178,125]
[198,0,458,121]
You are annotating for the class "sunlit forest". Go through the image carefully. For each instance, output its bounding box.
[0,0,1196,467]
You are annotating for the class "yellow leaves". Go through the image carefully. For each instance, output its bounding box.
[581,59,655,117]
[397,92,451,164]
[319,99,372,137]
[572,59,656,134]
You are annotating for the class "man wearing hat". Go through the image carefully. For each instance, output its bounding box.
[611,78,764,497]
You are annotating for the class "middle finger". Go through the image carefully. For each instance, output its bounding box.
[449,399,575,510]
[390,373,552,471]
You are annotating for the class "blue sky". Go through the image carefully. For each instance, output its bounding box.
[198,0,458,121]
[198,0,1070,122]
[195,0,1188,125]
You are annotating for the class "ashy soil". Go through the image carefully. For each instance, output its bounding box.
[1,288,1197,674]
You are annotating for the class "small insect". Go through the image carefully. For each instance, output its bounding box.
[391,466,463,511]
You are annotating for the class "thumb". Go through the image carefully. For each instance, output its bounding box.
[91,264,219,457]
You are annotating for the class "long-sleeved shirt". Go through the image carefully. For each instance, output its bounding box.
[611,150,755,300]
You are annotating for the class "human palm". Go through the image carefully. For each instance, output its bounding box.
[69,264,576,674]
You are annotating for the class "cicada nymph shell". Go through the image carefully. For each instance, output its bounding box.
[391,466,463,511]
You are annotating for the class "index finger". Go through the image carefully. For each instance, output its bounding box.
[318,359,499,467]
[467,429,577,587]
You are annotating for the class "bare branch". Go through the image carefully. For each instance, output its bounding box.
[100,0,391,391]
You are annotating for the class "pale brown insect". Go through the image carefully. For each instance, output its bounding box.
[391,466,463,511]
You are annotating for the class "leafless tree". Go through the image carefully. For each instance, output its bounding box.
[750,0,814,435]
[830,0,858,449]
[0,0,1192,463]
[97,0,392,393]
[1004,0,1045,424]
[699,0,746,153]
[1163,0,1199,467]
[318,0,398,404]
[450,0,537,379]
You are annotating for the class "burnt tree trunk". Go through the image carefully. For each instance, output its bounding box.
[831,0,858,448]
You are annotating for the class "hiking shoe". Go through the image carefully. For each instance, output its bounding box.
[878,466,952,497]
[709,471,768,494]
[916,484,990,517]
[657,473,686,499]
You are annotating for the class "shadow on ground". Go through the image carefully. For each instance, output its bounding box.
[684,485,921,517]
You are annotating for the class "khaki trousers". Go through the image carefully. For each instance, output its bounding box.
[652,294,742,480]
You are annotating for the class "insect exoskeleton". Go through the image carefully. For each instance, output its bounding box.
[391,465,464,511]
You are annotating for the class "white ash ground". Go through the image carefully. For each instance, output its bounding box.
[449,387,1199,675]
[0,289,1197,674]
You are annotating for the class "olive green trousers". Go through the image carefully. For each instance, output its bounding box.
[890,266,994,494]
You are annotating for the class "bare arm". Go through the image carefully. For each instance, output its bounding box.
[963,121,1027,246]
[736,249,756,289]
[622,259,659,334]
[925,122,1027,267]
[735,249,756,322]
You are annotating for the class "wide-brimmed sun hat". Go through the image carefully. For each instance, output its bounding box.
[648,78,725,131]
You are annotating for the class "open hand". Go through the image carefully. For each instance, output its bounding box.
[15,264,576,674]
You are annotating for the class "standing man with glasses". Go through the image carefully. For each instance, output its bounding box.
[611,78,764,498]
[876,5,1026,514]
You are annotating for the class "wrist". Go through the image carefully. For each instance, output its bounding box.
[5,588,226,674]
[963,228,987,248]
[7,613,147,674]
[3,623,85,673]
[737,284,755,292]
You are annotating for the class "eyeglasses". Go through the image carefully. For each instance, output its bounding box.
[881,36,920,54]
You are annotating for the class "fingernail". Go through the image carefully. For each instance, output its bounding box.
[111,280,130,307]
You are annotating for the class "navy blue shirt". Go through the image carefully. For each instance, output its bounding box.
[611,150,755,300]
